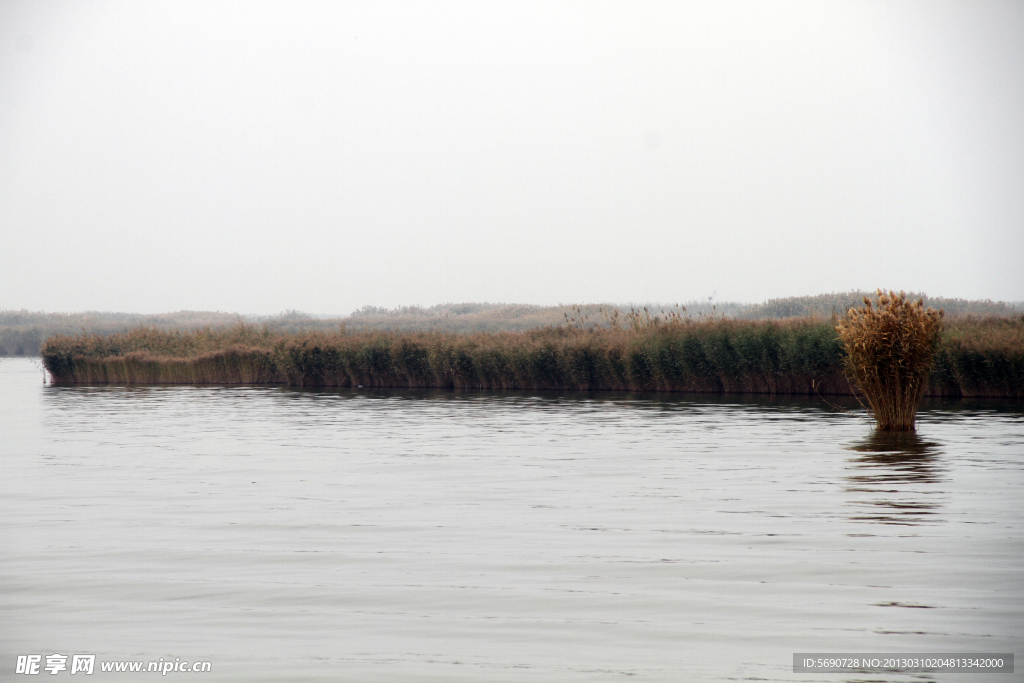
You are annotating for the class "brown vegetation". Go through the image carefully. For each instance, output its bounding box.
[837,291,944,430]
[40,313,1024,399]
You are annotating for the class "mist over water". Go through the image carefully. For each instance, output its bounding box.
[2,358,1022,680]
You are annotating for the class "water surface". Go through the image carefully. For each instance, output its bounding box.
[2,358,1022,681]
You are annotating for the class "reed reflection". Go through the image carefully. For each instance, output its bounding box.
[845,431,945,526]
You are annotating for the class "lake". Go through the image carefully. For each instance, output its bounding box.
[1,357,1021,681]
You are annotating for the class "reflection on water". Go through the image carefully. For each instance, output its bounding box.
[848,431,944,483]
[845,431,945,525]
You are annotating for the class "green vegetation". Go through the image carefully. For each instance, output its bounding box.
[837,291,945,430]
[41,314,1024,398]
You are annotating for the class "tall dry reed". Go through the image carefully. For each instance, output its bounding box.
[41,313,1022,398]
[836,290,944,430]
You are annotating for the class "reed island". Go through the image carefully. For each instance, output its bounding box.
[40,293,1023,414]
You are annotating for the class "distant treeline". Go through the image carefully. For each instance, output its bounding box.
[41,316,1024,398]
[5,292,1022,356]
[737,292,1023,320]
[351,294,1024,329]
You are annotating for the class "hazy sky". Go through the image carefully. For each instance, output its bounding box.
[2,0,1022,314]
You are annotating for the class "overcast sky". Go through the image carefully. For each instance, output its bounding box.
[1,0,1022,315]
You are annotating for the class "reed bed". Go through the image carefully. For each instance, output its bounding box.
[40,316,1024,398]
[931,315,1024,398]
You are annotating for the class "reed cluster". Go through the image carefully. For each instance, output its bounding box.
[43,320,847,393]
[836,291,944,430]
[41,314,1023,398]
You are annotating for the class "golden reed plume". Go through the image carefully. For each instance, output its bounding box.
[836,290,944,430]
